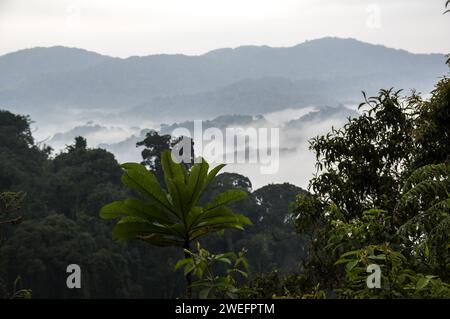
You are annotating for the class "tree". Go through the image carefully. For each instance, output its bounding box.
[50,137,125,219]
[137,130,194,183]
[396,163,450,280]
[199,173,308,276]
[175,243,249,299]
[331,162,450,298]
[2,109,302,298]
[306,89,415,219]
[66,136,87,152]
[292,77,450,297]
[0,192,24,231]
[0,191,31,298]
[0,110,50,195]
[100,151,251,298]
[0,213,133,298]
[293,90,416,291]
[412,77,450,169]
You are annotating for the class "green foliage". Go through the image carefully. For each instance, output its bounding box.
[0,111,50,197]
[101,151,251,297]
[0,109,304,298]
[0,192,25,226]
[9,277,32,299]
[412,77,450,168]
[335,245,450,298]
[297,162,450,298]
[175,243,249,299]
[101,151,251,247]
[242,270,325,299]
[308,89,415,218]
[293,78,450,298]
[66,136,87,152]
[195,174,308,283]
[396,163,450,278]
[50,139,126,219]
[137,130,194,183]
[293,89,416,292]
[323,162,450,298]
[0,213,132,298]
[0,192,25,244]
[0,117,186,298]
[0,191,32,299]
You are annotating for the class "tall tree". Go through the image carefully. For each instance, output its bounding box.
[412,77,450,168]
[304,89,415,220]
[137,131,194,184]
[100,151,251,297]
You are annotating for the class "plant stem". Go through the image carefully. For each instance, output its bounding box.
[184,241,192,299]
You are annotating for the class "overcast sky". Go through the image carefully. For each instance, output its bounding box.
[0,0,449,57]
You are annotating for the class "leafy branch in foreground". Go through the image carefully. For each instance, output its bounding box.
[396,163,450,277]
[100,151,251,298]
[335,244,450,298]
[175,243,250,299]
[332,163,450,298]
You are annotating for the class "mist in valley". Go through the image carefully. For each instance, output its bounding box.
[28,104,357,190]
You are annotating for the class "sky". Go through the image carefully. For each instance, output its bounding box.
[0,0,449,57]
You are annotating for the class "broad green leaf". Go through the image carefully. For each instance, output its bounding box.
[203,163,226,192]
[186,159,209,208]
[175,258,191,271]
[185,206,203,229]
[100,201,130,219]
[340,250,359,258]
[164,176,186,216]
[416,277,431,291]
[161,151,186,188]
[368,254,386,260]
[102,154,249,250]
[139,233,184,247]
[121,166,177,217]
[193,214,251,231]
[217,257,232,265]
[112,217,169,243]
[124,198,175,224]
[199,206,250,222]
[204,189,248,212]
[346,259,358,271]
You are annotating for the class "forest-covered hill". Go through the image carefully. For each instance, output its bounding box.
[0,110,306,298]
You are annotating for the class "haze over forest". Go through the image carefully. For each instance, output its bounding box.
[1,37,448,188]
[1,0,450,301]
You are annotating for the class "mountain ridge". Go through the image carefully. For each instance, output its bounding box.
[2,37,446,59]
[0,37,447,123]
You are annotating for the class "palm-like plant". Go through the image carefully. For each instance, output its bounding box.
[100,151,251,298]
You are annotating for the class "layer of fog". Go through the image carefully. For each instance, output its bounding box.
[220,117,350,190]
[35,105,357,190]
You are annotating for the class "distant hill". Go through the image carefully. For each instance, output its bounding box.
[0,37,447,122]
[0,46,112,89]
[96,106,358,163]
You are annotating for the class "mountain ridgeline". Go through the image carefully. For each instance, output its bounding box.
[0,37,447,122]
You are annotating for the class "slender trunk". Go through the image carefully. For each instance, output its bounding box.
[184,241,192,299]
